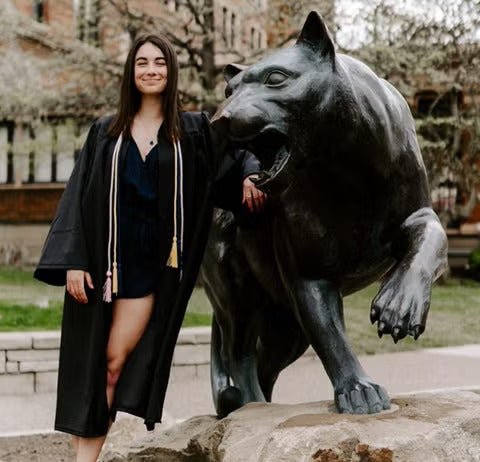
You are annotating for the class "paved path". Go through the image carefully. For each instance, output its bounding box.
[1,344,480,436]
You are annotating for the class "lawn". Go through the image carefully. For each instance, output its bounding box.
[0,267,212,331]
[1,267,479,356]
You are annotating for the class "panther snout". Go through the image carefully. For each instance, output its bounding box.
[211,100,233,136]
[211,113,231,137]
[212,97,269,142]
[213,94,292,195]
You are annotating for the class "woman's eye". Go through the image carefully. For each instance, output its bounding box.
[265,71,288,87]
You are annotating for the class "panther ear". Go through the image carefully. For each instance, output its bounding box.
[224,63,247,82]
[296,11,335,59]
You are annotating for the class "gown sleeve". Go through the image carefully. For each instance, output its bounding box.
[200,112,261,212]
[34,121,99,286]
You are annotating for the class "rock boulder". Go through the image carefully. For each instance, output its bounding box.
[102,390,480,462]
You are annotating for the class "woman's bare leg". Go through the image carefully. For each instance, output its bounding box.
[75,294,154,462]
[105,295,154,407]
[72,435,79,453]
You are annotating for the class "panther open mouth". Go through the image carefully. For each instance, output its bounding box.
[253,145,290,190]
[235,127,290,194]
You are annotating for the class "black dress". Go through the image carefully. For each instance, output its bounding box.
[117,140,160,298]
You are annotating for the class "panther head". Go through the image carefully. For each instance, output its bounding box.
[212,11,336,194]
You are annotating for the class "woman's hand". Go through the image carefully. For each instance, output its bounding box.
[66,270,94,304]
[243,174,267,212]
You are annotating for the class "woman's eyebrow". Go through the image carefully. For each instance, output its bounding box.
[135,56,165,62]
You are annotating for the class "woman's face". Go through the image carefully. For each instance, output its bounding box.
[134,42,168,96]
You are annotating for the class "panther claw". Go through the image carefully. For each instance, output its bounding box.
[413,325,424,340]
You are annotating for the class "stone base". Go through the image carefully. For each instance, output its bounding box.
[101,390,480,462]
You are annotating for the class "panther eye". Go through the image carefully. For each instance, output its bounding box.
[264,71,289,87]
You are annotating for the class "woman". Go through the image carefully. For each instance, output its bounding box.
[34,34,264,461]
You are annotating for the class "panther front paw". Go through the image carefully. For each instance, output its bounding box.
[370,269,432,343]
[334,378,391,414]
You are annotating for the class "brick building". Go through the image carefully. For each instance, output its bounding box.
[0,0,274,263]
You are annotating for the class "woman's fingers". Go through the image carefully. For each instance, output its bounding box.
[257,190,266,210]
[66,270,88,304]
[243,175,267,212]
[85,272,94,290]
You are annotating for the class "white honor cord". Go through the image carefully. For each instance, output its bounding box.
[177,140,184,280]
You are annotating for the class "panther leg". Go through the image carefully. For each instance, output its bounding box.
[204,274,265,417]
[210,313,242,418]
[370,207,448,342]
[257,307,308,401]
[202,217,267,416]
[286,278,390,414]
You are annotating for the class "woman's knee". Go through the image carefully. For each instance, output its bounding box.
[106,354,127,387]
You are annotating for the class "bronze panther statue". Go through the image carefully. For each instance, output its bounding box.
[201,11,448,418]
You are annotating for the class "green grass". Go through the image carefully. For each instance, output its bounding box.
[0,301,212,331]
[1,268,480,356]
[0,280,213,332]
[0,267,37,284]
[183,311,212,327]
[186,287,213,315]
[0,303,63,332]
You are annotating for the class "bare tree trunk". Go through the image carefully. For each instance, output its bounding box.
[77,0,86,41]
[200,0,216,93]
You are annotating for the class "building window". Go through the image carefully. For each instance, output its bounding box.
[250,27,255,49]
[230,13,236,48]
[0,123,14,184]
[32,0,46,23]
[222,7,228,45]
[415,89,463,118]
[74,0,100,46]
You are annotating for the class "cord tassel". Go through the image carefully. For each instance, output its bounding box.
[112,263,118,294]
[103,271,112,303]
[167,237,178,268]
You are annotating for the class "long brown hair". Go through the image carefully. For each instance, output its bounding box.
[108,34,182,140]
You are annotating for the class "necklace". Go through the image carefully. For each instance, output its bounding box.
[134,114,163,148]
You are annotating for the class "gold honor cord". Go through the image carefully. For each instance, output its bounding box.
[167,138,179,269]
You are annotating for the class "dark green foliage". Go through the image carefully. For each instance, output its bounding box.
[468,247,480,280]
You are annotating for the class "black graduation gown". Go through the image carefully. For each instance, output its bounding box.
[34,112,259,437]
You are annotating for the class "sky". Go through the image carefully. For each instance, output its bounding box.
[334,0,479,48]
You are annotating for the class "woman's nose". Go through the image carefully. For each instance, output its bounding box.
[146,64,157,74]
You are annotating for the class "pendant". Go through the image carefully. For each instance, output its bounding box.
[149,140,154,146]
